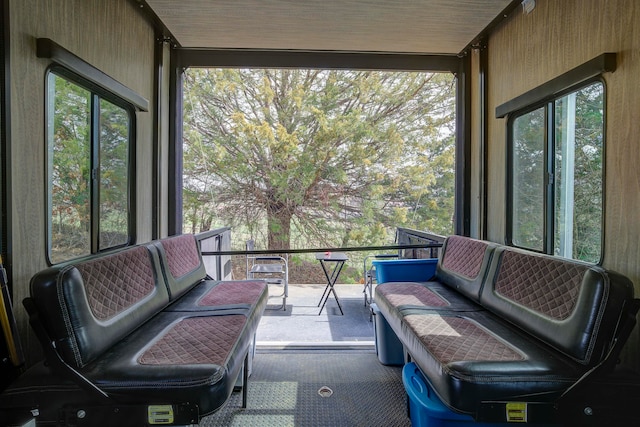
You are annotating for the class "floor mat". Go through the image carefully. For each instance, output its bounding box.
[200,350,410,427]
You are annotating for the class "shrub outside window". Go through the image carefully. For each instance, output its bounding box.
[508,81,604,263]
[47,70,133,264]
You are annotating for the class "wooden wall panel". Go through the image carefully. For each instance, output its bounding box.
[485,0,640,370]
[9,0,155,364]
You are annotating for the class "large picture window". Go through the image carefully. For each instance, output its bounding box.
[508,81,604,263]
[181,68,457,250]
[47,69,134,264]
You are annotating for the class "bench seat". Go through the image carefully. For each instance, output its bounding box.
[75,310,253,414]
[375,235,638,423]
[0,234,268,425]
[400,309,585,414]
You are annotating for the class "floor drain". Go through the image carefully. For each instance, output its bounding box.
[318,386,333,397]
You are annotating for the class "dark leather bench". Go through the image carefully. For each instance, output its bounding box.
[375,235,639,424]
[0,234,268,426]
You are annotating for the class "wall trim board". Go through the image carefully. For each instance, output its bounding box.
[495,52,616,118]
[36,38,149,112]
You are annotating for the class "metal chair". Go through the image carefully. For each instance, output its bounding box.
[363,253,399,307]
[245,239,288,310]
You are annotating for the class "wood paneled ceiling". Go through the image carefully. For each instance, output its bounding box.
[144,0,518,55]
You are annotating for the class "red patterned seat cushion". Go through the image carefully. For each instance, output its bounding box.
[198,280,267,307]
[78,246,156,320]
[376,283,448,308]
[495,250,586,320]
[162,234,202,279]
[404,314,524,364]
[139,315,247,365]
[441,235,489,280]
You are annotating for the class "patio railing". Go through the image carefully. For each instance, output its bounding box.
[196,227,445,281]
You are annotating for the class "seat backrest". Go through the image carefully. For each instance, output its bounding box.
[153,234,208,300]
[434,235,496,302]
[28,245,169,368]
[481,246,635,366]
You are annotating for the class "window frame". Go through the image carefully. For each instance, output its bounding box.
[170,49,471,236]
[45,65,137,264]
[505,77,606,264]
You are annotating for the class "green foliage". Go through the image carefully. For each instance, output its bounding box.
[48,73,131,262]
[511,82,603,263]
[183,69,456,249]
[49,74,92,261]
[554,84,604,262]
[99,98,130,249]
[512,107,545,251]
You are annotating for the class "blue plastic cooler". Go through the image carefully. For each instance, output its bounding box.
[372,258,437,283]
[403,362,494,427]
[403,363,558,427]
[370,303,404,365]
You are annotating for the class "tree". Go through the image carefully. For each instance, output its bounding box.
[49,74,132,262]
[183,69,456,250]
[50,75,92,258]
[511,82,604,263]
[98,98,130,249]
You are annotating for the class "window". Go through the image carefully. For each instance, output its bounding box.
[181,68,457,249]
[47,69,134,263]
[508,81,604,263]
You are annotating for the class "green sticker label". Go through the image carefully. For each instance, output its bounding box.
[148,405,174,424]
[506,402,527,423]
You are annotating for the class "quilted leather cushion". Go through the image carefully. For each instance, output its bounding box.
[29,245,169,368]
[374,281,485,346]
[162,279,269,315]
[77,246,157,320]
[154,234,208,300]
[161,234,202,279]
[376,283,449,308]
[435,236,496,301]
[404,313,523,363]
[440,235,488,279]
[139,315,246,365]
[494,250,586,320]
[198,280,267,307]
[481,247,634,365]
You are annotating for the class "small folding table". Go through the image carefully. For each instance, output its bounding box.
[316,252,348,315]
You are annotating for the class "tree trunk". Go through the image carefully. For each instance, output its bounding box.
[267,204,292,250]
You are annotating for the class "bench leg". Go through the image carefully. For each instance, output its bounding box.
[242,352,249,408]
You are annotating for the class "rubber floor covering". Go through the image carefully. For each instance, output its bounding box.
[200,350,410,427]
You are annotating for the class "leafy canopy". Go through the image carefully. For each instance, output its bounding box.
[183,68,456,250]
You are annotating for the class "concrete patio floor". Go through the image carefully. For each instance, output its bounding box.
[255,283,375,348]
